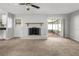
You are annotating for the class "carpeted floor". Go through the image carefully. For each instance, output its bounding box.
[0,35,79,56]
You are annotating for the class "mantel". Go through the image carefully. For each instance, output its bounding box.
[25,23,44,26]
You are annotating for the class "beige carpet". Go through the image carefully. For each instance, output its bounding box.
[0,36,79,56]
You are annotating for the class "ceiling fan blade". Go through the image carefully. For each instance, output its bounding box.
[31,4,40,9]
[19,3,26,5]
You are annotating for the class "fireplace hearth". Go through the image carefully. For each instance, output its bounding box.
[29,27,40,35]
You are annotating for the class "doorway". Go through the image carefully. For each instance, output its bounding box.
[48,17,64,37]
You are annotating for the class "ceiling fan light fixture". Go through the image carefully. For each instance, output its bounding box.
[26,5,31,11]
[27,8,30,11]
[19,3,40,11]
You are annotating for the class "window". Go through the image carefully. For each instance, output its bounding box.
[2,14,7,25]
[48,23,53,30]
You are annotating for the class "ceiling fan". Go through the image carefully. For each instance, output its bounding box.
[19,3,40,11]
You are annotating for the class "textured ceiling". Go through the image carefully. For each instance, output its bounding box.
[0,3,79,15]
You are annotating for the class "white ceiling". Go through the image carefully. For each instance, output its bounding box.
[0,3,79,15]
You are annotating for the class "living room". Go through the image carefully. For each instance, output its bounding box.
[0,3,79,56]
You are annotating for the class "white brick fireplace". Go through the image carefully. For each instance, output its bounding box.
[21,22,47,39]
[27,23,43,35]
[21,23,47,39]
[15,15,48,39]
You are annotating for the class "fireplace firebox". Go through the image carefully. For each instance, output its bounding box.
[29,27,40,35]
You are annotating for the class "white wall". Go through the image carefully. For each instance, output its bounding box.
[6,13,15,39]
[0,12,15,39]
[47,14,69,37]
[15,14,48,39]
[7,11,79,41]
[63,14,70,37]
[15,14,69,38]
[69,10,79,41]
